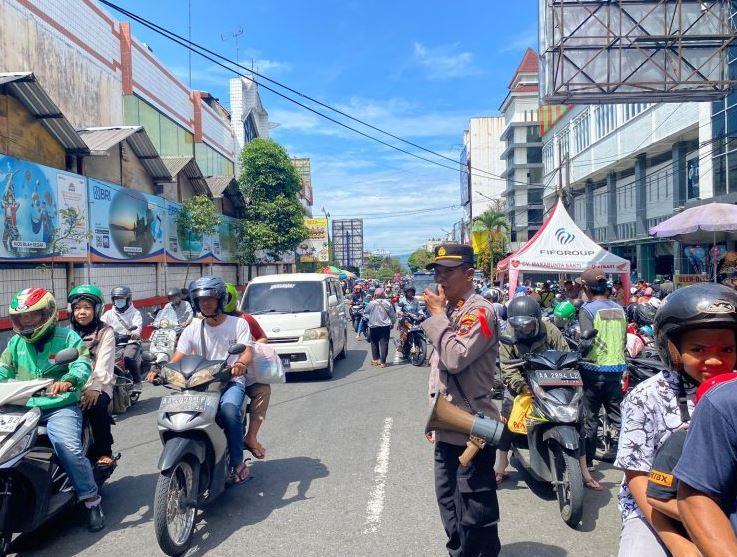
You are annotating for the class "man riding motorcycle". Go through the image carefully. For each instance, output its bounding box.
[68,284,116,468]
[397,287,423,360]
[150,276,254,483]
[101,286,143,394]
[0,288,104,531]
[155,287,193,329]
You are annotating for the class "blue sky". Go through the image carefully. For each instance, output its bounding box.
[118,0,538,254]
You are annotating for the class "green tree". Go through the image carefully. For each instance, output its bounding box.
[407,248,433,272]
[473,208,510,279]
[43,207,90,295]
[234,139,308,274]
[176,195,222,286]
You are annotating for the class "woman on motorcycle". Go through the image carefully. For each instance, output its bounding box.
[68,285,116,468]
[616,283,737,557]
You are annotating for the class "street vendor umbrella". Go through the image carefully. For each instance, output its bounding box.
[650,203,737,282]
[321,265,341,275]
[340,269,355,278]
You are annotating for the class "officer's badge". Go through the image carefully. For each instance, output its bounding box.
[457,312,478,336]
[437,247,447,256]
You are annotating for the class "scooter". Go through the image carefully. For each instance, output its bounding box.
[500,329,596,529]
[398,313,427,366]
[112,334,140,412]
[148,318,181,372]
[144,343,248,556]
[0,348,117,555]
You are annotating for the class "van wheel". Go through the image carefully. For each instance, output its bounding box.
[318,344,334,380]
[336,329,347,360]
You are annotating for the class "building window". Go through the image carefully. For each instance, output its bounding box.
[528,209,543,226]
[687,158,700,199]
[616,222,636,239]
[543,141,554,175]
[244,113,258,143]
[529,167,543,185]
[526,125,541,143]
[572,111,590,154]
[594,105,616,139]
[559,128,570,160]
[623,103,650,122]
[123,94,194,158]
[527,148,542,164]
[528,189,543,205]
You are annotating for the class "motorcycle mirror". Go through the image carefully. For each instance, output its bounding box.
[228,343,246,355]
[53,347,79,367]
[498,335,515,346]
[141,350,157,363]
[580,329,598,341]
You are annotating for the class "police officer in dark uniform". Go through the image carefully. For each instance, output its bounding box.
[422,243,501,557]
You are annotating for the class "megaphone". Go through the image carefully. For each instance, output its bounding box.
[426,394,504,465]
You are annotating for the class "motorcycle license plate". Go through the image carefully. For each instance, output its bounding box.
[280,357,291,368]
[160,395,209,413]
[533,370,583,387]
[0,415,24,433]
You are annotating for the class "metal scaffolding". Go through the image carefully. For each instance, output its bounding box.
[332,219,364,269]
[540,0,737,103]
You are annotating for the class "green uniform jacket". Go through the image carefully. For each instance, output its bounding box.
[500,320,570,395]
[0,327,92,410]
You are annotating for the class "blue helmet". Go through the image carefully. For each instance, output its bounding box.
[190,276,227,317]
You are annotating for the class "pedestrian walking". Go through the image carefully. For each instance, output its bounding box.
[365,288,395,367]
[422,243,502,557]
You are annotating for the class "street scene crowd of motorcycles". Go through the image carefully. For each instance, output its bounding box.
[0,270,735,556]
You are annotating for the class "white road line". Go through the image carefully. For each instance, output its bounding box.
[363,416,393,534]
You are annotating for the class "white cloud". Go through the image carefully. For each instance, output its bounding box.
[411,42,482,80]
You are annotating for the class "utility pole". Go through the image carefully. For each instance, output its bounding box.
[187,0,192,87]
[322,207,331,266]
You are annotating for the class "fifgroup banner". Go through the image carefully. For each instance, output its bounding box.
[297,217,329,263]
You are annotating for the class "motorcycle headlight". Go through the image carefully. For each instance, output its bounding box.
[0,429,34,466]
[303,327,329,341]
[163,368,187,388]
[187,365,221,388]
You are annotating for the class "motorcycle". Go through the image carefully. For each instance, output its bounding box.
[398,313,427,366]
[148,317,182,372]
[500,329,596,528]
[144,343,248,556]
[595,353,664,463]
[0,348,117,555]
[112,334,140,412]
[350,304,364,333]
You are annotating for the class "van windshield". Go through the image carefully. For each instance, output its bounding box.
[243,282,324,314]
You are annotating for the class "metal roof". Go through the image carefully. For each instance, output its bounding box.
[77,126,171,181]
[160,156,192,177]
[206,175,237,198]
[0,72,89,154]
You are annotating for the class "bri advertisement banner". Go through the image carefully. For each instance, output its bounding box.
[88,178,165,262]
[0,155,88,261]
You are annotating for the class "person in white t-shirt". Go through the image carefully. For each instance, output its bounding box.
[156,277,254,484]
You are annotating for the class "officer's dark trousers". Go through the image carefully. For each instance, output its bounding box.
[434,441,501,557]
[581,370,623,466]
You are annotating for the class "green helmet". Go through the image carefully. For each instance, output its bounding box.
[68,284,105,319]
[553,300,576,321]
[224,283,239,314]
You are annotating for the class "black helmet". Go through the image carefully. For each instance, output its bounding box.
[111,285,132,312]
[634,302,657,327]
[483,288,501,304]
[654,283,737,370]
[507,295,543,341]
[190,276,227,317]
[166,288,181,299]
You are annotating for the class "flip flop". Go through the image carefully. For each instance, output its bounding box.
[584,478,604,491]
[245,442,266,460]
[228,463,251,485]
[96,456,115,467]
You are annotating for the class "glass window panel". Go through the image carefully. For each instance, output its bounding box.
[714,155,727,196]
[195,143,208,176]
[729,152,737,194]
[159,115,178,156]
[527,149,542,164]
[123,95,139,126]
[713,111,727,156]
[138,101,161,152]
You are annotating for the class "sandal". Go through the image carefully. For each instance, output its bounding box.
[495,471,510,487]
[379,363,387,368]
[584,478,604,491]
[245,441,266,460]
[228,462,251,485]
[96,455,115,467]
[370,360,380,366]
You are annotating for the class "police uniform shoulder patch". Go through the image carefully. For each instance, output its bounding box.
[457,311,479,336]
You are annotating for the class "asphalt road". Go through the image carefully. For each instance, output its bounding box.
[12,337,622,557]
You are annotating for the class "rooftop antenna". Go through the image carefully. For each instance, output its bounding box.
[220,27,244,67]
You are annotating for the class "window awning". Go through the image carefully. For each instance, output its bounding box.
[160,156,211,196]
[0,72,89,154]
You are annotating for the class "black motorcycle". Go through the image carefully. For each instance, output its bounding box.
[501,329,595,529]
[399,313,427,366]
[0,348,117,555]
[350,304,364,333]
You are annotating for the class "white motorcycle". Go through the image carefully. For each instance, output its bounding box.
[148,318,181,372]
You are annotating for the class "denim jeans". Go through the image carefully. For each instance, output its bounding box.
[42,405,98,500]
[218,381,246,467]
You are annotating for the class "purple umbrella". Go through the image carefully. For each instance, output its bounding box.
[650,203,737,281]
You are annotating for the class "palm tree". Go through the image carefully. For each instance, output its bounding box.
[473,209,510,279]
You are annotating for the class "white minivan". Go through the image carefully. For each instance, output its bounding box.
[239,273,349,379]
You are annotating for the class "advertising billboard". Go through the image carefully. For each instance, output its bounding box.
[297,217,329,263]
[211,216,239,263]
[0,154,88,261]
[165,201,210,262]
[88,179,165,262]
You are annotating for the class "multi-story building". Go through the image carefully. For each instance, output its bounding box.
[499,48,544,250]
[541,101,706,280]
[460,117,506,227]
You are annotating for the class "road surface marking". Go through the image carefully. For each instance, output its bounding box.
[363,416,393,534]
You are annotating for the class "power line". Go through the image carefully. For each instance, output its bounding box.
[98,0,532,187]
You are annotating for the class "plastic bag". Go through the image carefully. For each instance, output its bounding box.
[248,341,286,384]
[508,392,533,434]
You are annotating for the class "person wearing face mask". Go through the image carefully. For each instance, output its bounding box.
[101,286,143,393]
[155,288,194,330]
[615,283,737,557]
[68,284,115,468]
